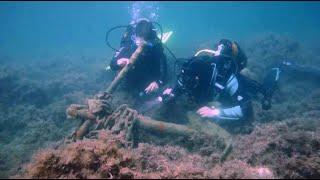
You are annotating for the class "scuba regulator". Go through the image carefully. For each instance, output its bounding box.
[105,18,177,60]
[106,19,162,51]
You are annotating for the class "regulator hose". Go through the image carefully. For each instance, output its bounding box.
[105,21,164,52]
[105,25,129,51]
[105,21,177,63]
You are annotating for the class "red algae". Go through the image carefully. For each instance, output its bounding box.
[16,130,276,179]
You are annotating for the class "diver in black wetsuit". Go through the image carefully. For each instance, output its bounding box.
[159,39,280,122]
[109,18,168,99]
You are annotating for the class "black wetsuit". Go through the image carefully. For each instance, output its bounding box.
[167,55,257,121]
[110,26,168,94]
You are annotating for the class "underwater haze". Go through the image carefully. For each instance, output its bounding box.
[1,1,320,179]
[1,1,320,59]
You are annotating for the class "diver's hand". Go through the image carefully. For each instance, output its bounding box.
[163,88,173,96]
[145,81,159,94]
[197,106,220,118]
[117,58,130,67]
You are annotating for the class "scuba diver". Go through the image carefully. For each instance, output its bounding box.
[155,39,281,122]
[108,18,168,102]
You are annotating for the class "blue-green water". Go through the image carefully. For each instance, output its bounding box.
[1,1,320,59]
[1,1,320,178]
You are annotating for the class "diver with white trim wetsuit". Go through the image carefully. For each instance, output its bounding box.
[160,39,280,122]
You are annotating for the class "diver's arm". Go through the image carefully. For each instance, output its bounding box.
[217,74,253,121]
[198,98,251,122]
[110,47,126,70]
[148,42,168,87]
[110,26,134,71]
[144,43,168,93]
[216,80,253,121]
[197,105,243,121]
[198,74,252,121]
[158,47,168,86]
[214,105,244,121]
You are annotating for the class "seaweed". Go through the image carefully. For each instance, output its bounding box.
[15,130,275,179]
[1,33,320,179]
